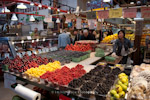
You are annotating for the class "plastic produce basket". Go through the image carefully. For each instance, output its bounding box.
[95,53,105,57]
[105,56,116,62]
[72,57,81,62]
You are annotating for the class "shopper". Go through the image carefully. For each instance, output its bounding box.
[92,30,97,40]
[112,30,132,64]
[107,30,113,36]
[81,29,95,40]
[31,28,39,36]
[98,30,103,43]
[79,30,83,40]
[58,28,71,50]
[74,29,81,44]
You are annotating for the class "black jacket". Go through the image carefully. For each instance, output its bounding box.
[113,38,132,56]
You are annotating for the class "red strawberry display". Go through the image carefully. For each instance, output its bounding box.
[40,64,86,85]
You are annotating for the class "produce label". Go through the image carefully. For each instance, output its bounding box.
[141,7,150,18]
[76,18,82,29]
[109,8,123,18]
[123,8,137,18]
[97,10,109,19]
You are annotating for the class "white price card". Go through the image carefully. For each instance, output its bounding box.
[50,48,53,51]
[22,52,26,56]
[4,53,10,58]
[4,73,16,89]
[27,51,32,56]
[32,50,37,54]
[38,49,42,54]
[45,48,49,52]
[42,48,46,53]
[17,53,22,58]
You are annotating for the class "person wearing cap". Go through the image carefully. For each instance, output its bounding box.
[81,29,95,40]
[112,30,133,64]
[58,28,71,50]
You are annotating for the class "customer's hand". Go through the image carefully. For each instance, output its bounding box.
[129,48,134,52]
[111,52,119,58]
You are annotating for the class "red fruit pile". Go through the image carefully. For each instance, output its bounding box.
[2,53,54,73]
[65,44,92,52]
[40,64,86,85]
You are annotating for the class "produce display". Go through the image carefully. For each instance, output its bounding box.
[39,50,90,64]
[127,63,150,100]
[40,64,86,85]
[102,34,135,43]
[24,61,61,78]
[2,54,54,72]
[95,48,105,57]
[68,65,122,99]
[65,44,92,52]
[109,73,129,100]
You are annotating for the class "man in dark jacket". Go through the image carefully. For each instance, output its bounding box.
[81,29,95,40]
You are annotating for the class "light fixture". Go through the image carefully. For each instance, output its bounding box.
[11,14,18,21]
[29,15,35,22]
[67,11,70,14]
[30,2,34,6]
[38,4,42,8]
[21,40,24,44]
[56,18,60,23]
[87,1,90,3]
[17,3,27,9]
[43,38,46,41]
[57,9,60,12]
[1,7,10,13]
[36,39,39,42]
[12,42,14,45]
[103,0,111,2]
[134,11,144,21]
[114,4,120,9]
[48,7,51,10]
[130,2,134,4]
[32,40,34,43]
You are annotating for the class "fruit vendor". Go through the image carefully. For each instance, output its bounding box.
[81,29,95,40]
[112,30,133,64]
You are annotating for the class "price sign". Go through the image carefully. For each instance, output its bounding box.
[4,53,10,58]
[22,52,26,56]
[27,36,32,40]
[38,49,42,54]
[45,48,49,52]
[17,53,22,58]
[32,50,37,54]
[27,51,32,56]
[109,8,123,18]
[42,48,46,53]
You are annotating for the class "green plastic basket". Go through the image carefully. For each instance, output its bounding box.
[72,57,81,62]
[2,64,9,71]
[95,53,105,57]
[105,56,116,62]
[81,55,88,60]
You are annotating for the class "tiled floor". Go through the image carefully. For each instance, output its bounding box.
[0,80,16,100]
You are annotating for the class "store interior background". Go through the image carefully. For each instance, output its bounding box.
[0,0,150,100]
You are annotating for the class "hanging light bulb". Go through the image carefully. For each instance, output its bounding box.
[67,11,70,14]
[11,14,18,21]
[103,0,111,2]
[38,4,42,8]
[17,3,27,9]
[56,18,60,23]
[29,15,35,22]
[32,40,34,43]
[30,2,34,6]
[12,42,15,45]
[48,7,51,10]
[36,39,39,42]
[87,1,90,3]
[43,38,46,41]
[57,9,60,12]
[1,7,10,13]
[21,40,24,44]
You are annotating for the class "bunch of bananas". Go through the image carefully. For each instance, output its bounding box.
[24,61,61,77]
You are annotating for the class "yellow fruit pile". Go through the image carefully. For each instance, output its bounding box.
[110,73,129,100]
[102,34,135,43]
[24,61,61,77]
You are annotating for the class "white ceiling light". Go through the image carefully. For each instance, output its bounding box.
[30,2,34,6]
[21,40,24,44]
[43,38,46,41]
[130,2,134,4]
[36,39,39,42]
[103,0,111,2]
[17,3,27,9]
[48,7,51,10]
[38,4,42,8]
[57,9,60,12]
[1,7,10,13]
[87,1,90,3]
[11,14,18,21]
[29,15,35,22]
[114,4,120,9]
[67,11,70,14]
[32,40,34,43]
[56,18,60,23]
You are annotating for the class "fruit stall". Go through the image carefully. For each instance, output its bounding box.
[0,38,144,100]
